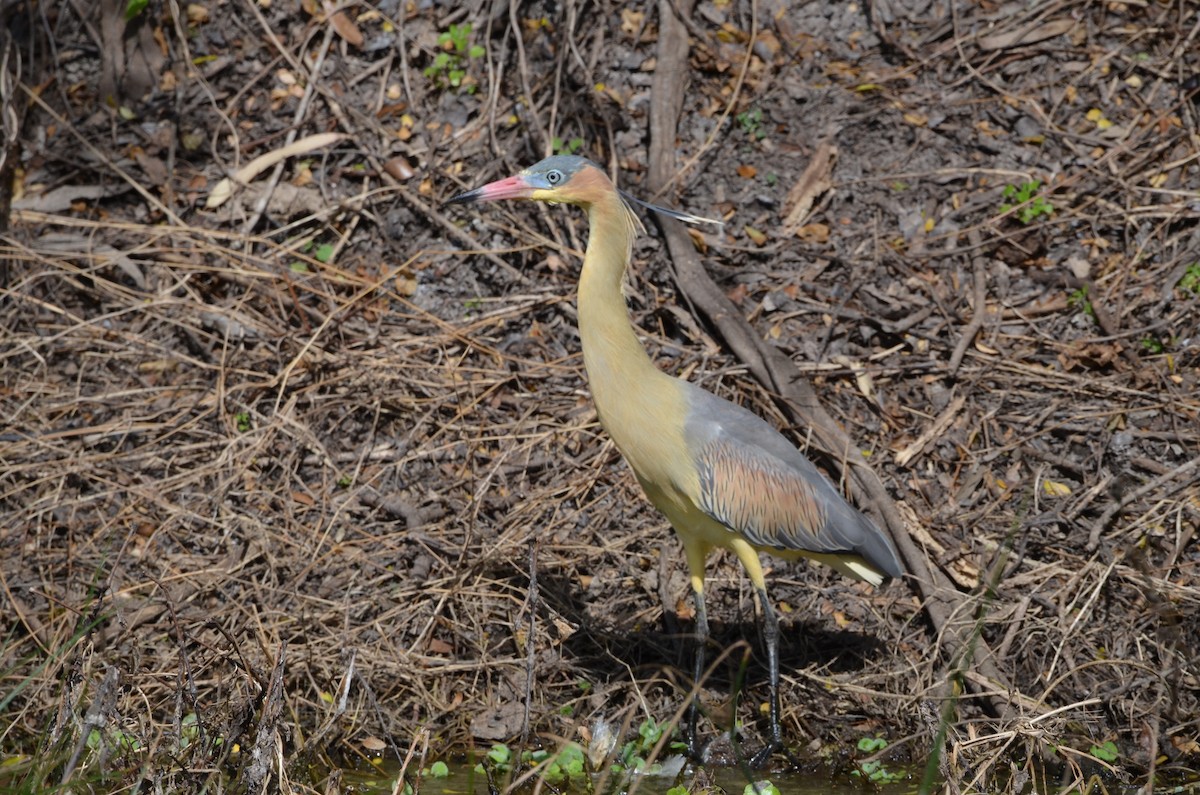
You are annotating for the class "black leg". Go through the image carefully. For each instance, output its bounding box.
[686,586,709,759]
[749,586,784,769]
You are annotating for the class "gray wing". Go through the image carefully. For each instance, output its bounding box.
[681,383,902,579]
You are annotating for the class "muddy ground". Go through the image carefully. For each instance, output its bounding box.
[1,0,1198,792]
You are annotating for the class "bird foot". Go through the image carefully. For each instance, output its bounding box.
[684,734,705,763]
[747,741,777,770]
[746,736,802,771]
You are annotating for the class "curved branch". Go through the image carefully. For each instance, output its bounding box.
[645,0,1017,723]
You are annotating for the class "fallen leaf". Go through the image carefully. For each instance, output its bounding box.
[13,184,128,213]
[186,3,209,24]
[207,132,347,209]
[383,156,415,181]
[551,617,576,641]
[744,225,767,246]
[977,18,1074,50]
[1042,479,1072,497]
[25,232,146,289]
[975,339,999,355]
[426,637,452,655]
[324,0,363,47]
[394,274,417,296]
[737,163,757,178]
[1172,735,1200,754]
[620,8,643,35]
[754,29,781,60]
[131,146,169,186]
[832,354,876,404]
[781,141,836,235]
[796,222,830,243]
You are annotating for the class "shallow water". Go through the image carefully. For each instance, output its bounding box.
[340,758,919,795]
[337,755,1200,795]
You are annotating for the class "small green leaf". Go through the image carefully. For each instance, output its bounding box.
[427,761,449,778]
[469,45,485,59]
[857,736,888,753]
[314,243,334,263]
[124,0,149,20]
[1178,262,1200,294]
[637,718,663,747]
[1091,740,1119,762]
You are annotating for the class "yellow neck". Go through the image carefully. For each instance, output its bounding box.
[576,194,660,425]
[573,186,696,510]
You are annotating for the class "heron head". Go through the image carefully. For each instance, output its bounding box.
[445,155,610,208]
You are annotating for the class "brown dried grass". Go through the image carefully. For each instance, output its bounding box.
[2,0,1199,792]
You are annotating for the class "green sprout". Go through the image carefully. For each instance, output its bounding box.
[552,136,584,156]
[474,742,512,774]
[234,412,251,432]
[1068,284,1095,319]
[473,742,587,786]
[124,0,148,20]
[1177,262,1200,295]
[1140,337,1164,354]
[736,107,766,140]
[851,736,905,785]
[1000,179,1054,224]
[530,743,587,785]
[1090,740,1119,762]
[425,23,485,93]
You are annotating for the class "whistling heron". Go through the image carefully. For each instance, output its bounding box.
[447,155,902,765]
